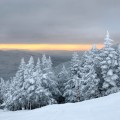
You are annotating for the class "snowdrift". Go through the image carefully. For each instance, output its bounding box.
[0,92,120,120]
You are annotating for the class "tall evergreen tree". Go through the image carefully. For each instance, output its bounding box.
[41,54,60,102]
[104,31,113,48]
[117,44,120,87]
[41,54,48,73]
[64,76,77,102]
[23,56,36,109]
[71,52,80,75]
[99,31,119,96]
[78,47,100,100]
[4,58,26,110]
[64,52,81,102]
[34,58,42,84]
[0,78,5,104]
[81,65,100,100]
[57,65,69,103]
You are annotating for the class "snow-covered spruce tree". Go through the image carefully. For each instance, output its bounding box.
[80,44,99,68]
[117,44,120,87]
[0,77,15,110]
[70,52,80,75]
[33,58,55,108]
[14,58,26,110]
[99,31,119,96]
[23,56,37,109]
[77,47,100,100]
[104,31,113,48]
[41,54,60,103]
[0,78,5,104]
[5,79,18,111]
[81,65,100,100]
[78,47,100,100]
[63,76,78,102]
[64,52,81,102]
[47,56,53,70]
[4,58,26,110]
[57,64,69,103]
[41,54,49,73]
[34,58,42,85]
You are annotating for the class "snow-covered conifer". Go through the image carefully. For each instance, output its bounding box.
[99,31,119,96]
[71,52,80,75]
[23,56,36,109]
[104,31,113,48]
[81,65,100,100]
[63,77,77,102]
[41,55,60,102]
[57,65,69,103]
[0,78,5,104]
[4,58,26,110]
[41,54,48,73]
[64,52,81,102]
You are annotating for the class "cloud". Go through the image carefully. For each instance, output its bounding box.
[0,0,120,44]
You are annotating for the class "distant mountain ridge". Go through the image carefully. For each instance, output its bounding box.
[0,44,118,80]
[0,50,76,80]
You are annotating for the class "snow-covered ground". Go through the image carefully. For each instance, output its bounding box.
[0,92,120,120]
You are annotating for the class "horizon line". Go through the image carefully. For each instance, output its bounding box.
[0,44,104,51]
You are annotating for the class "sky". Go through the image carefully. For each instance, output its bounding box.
[0,0,120,50]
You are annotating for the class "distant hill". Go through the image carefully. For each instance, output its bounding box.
[0,50,76,80]
[0,44,118,80]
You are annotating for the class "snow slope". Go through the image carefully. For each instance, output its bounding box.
[0,92,120,120]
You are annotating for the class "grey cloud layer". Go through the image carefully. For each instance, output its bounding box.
[0,0,120,44]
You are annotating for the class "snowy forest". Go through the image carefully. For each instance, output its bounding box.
[0,31,120,111]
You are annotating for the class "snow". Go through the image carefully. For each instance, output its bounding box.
[111,74,119,80]
[107,69,113,76]
[0,92,120,120]
[43,74,47,78]
[101,65,108,69]
[27,85,35,92]
[28,78,35,84]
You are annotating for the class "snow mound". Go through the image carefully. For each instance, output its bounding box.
[0,92,120,120]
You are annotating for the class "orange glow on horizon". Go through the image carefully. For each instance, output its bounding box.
[0,44,103,51]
